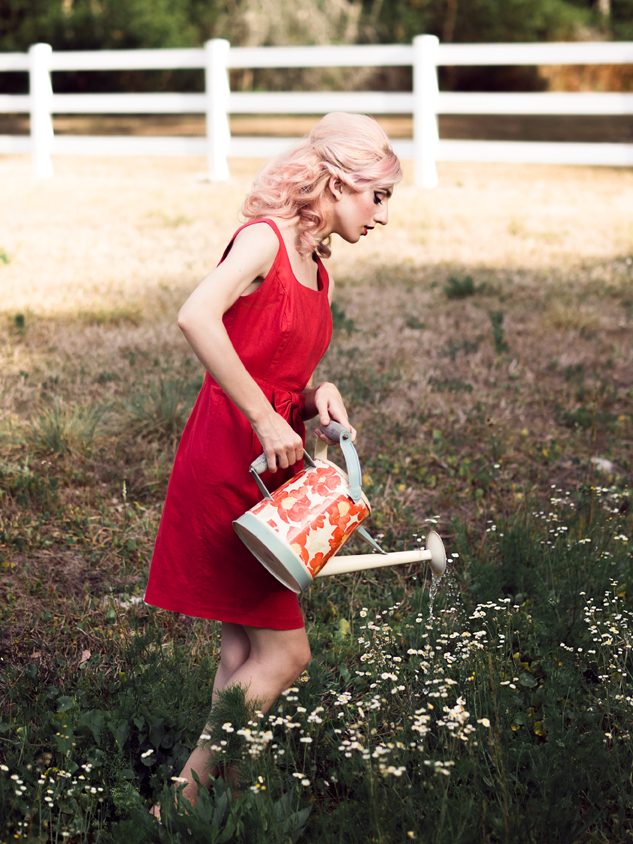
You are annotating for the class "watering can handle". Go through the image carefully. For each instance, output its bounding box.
[317,423,362,502]
[250,449,315,479]
[248,422,363,503]
[319,421,347,442]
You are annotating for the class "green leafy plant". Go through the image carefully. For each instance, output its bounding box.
[489,310,509,354]
[443,276,497,301]
[443,275,476,299]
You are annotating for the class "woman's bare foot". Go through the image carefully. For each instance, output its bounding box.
[149,776,196,823]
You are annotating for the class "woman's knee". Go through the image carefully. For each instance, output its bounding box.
[219,623,251,676]
[283,637,311,685]
[297,638,311,674]
[247,627,310,688]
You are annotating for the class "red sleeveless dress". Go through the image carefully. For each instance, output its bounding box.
[144,219,333,629]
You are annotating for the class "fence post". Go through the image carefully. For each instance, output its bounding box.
[29,43,54,179]
[412,34,439,188]
[204,39,231,181]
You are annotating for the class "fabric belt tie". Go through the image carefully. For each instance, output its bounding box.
[271,388,306,439]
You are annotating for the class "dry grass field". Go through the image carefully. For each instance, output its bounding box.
[1,152,632,843]
[1,154,632,520]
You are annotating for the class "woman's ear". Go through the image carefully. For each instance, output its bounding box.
[328,176,344,201]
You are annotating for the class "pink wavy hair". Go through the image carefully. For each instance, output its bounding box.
[240,113,402,258]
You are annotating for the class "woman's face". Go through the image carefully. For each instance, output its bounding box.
[328,185,391,243]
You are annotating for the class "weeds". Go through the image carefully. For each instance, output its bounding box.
[0,461,59,511]
[123,377,201,439]
[327,345,400,406]
[444,274,476,299]
[26,399,111,456]
[489,310,508,354]
[108,776,311,844]
[441,338,481,359]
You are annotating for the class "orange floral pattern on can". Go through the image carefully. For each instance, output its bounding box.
[249,460,370,577]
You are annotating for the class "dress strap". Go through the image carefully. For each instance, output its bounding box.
[220,219,327,295]
[314,254,330,297]
[218,218,284,266]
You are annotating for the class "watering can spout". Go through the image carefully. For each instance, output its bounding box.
[316,530,447,579]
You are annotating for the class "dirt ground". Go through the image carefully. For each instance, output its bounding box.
[2,113,633,143]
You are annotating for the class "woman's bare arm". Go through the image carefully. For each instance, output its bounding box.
[177,223,304,472]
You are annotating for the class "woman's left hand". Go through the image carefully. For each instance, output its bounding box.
[312,382,356,444]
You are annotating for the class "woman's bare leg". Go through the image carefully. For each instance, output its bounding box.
[222,625,310,705]
[166,622,251,809]
[212,622,253,702]
[174,622,310,808]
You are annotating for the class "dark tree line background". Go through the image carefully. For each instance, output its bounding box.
[0,0,631,93]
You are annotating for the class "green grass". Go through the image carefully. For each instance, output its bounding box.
[0,487,631,842]
[26,399,112,457]
[123,375,202,440]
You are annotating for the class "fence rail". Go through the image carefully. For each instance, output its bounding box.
[1,38,632,185]
[2,90,631,116]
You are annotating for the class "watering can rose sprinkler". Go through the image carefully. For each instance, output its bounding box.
[233,422,447,593]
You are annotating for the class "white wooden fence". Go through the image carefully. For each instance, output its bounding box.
[1,37,632,186]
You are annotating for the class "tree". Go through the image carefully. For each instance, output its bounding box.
[365,0,591,44]
[0,0,203,92]
[1,0,627,95]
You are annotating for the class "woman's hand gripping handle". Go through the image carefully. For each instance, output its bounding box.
[250,419,352,476]
[308,382,356,445]
[252,411,304,475]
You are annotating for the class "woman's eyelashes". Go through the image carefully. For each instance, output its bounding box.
[373,191,383,205]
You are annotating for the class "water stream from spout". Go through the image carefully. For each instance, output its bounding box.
[428,572,443,622]
[428,562,461,622]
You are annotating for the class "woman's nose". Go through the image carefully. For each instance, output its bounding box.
[374,202,389,226]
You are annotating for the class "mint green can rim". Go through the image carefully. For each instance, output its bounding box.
[233,511,313,593]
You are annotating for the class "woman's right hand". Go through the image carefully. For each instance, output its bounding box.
[253,411,304,473]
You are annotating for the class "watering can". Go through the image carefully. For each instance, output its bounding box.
[233,422,446,593]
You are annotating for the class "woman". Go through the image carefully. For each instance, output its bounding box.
[145,113,402,809]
